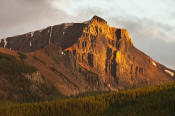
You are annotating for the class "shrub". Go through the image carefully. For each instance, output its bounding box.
[17,52,27,60]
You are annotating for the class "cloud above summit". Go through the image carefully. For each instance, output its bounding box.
[0,0,72,38]
[52,0,175,42]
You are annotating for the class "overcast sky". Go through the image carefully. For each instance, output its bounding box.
[0,0,175,69]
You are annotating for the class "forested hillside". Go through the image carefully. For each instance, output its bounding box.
[1,82,175,116]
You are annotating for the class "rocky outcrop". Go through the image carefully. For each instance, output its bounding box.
[24,72,45,84]
[1,16,174,94]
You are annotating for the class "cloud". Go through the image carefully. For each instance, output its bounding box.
[107,16,175,42]
[51,0,175,42]
[0,0,71,38]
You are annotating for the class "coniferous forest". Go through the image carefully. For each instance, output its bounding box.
[1,82,175,116]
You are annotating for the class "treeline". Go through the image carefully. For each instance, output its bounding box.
[0,52,37,75]
[1,82,175,116]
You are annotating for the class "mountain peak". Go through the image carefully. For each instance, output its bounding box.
[90,15,107,24]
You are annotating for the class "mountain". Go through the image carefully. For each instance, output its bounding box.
[0,16,174,101]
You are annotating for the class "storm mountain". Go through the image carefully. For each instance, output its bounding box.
[0,16,174,101]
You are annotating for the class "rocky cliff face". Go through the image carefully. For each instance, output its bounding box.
[0,16,174,95]
[63,16,174,89]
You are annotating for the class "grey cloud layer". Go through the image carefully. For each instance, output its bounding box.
[0,0,71,38]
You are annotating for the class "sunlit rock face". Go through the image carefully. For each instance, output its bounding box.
[63,16,174,89]
[1,16,174,94]
[65,16,135,88]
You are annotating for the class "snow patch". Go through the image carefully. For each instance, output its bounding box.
[31,32,34,37]
[64,23,73,29]
[83,20,90,24]
[49,26,53,45]
[3,38,7,48]
[30,41,32,47]
[164,69,174,77]
[61,51,64,55]
[38,28,44,33]
[29,28,43,37]
[152,61,157,67]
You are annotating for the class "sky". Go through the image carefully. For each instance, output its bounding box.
[0,0,175,69]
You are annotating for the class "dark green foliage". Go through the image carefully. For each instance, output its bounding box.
[50,67,58,72]
[50,67,66,78]
[33,56,46,64]
[73,91,110,98]
[0,52,37,75]
[1,82,175,116]
[17,52,27,60]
